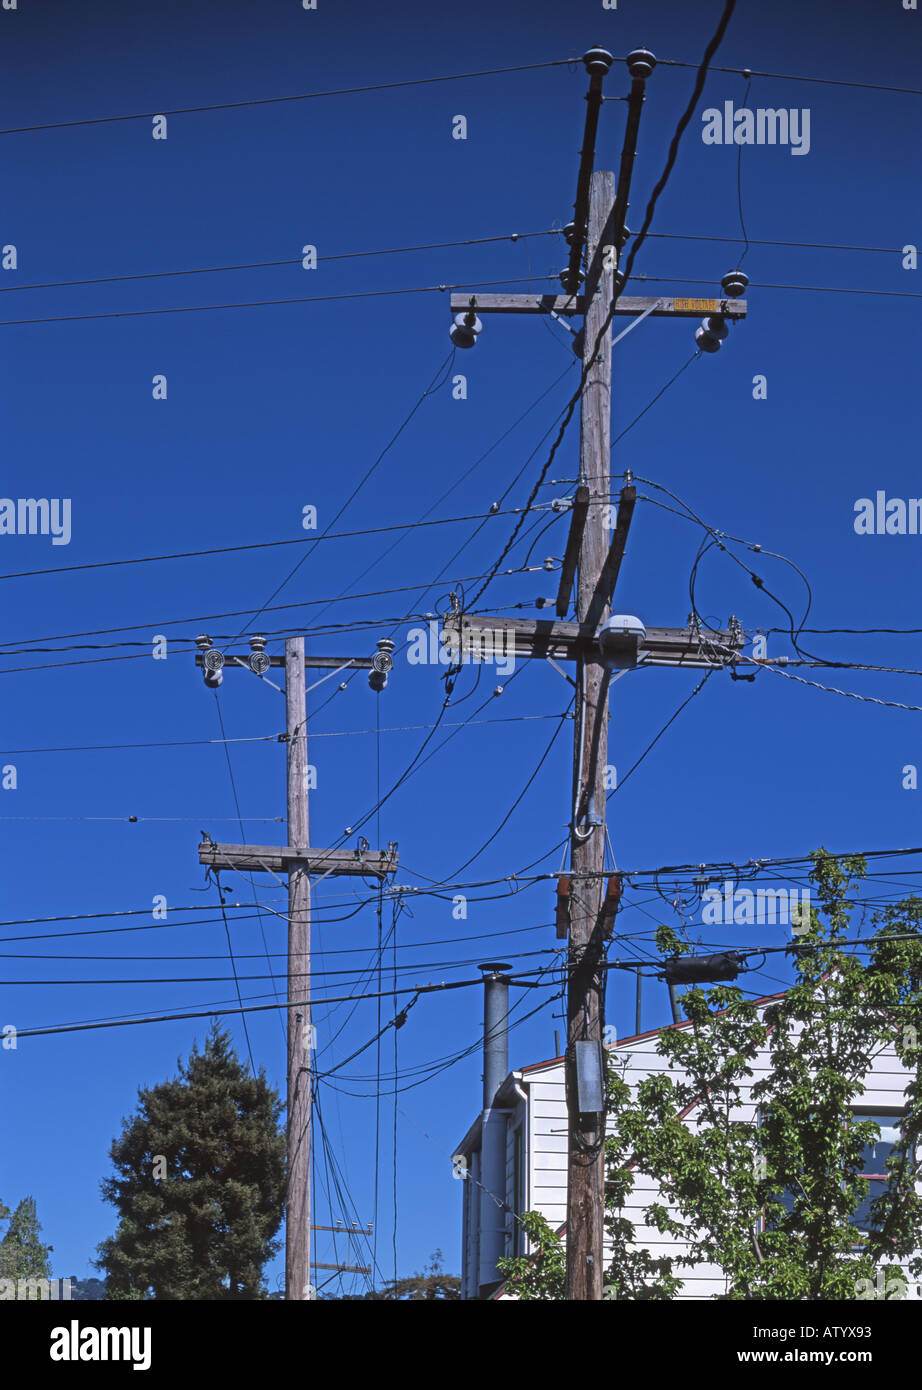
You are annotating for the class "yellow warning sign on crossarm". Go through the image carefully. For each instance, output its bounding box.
[673,298,721,312]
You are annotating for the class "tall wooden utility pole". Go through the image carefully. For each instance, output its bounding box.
[194,633,398,1300]
[443,43,750,1298]
[566,167,614,1303]
[285,636,311,1302]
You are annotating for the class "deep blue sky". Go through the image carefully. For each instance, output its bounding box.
[1,0,920,1295]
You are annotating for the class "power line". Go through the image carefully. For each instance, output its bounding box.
[764,627,922,637]
[0,562,553,648]
[0,949,555,989]
[654,57,922,97]
[2,848,918,943]
[645,230,907,255]
[0,231,558,295]
[8,263,907,334]
[720,644,922,713]
[734,71,752,269]
[0,504,546,583]
[304,359,578,631]
[323,984,563,1098]
[0,60,572,136]
[233,347,457,642]
[0,591,561,673]
[0,273,559,329]
[3,54,914,146]
[606,669,716,802]
[10,968,554,1040]
[0,711,563,757]
[447,702,574,879]
[0,814,282,822]
[213,690,286,1049]
[0,904,371,943]
[466,0,738,617]
[630,273,922,300]
[610,351,699,450]
[0,597,533,655]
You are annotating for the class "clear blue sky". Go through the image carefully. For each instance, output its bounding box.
[1,0,920,1296]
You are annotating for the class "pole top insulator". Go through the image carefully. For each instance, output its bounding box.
[371,638,395,673]
[247,633,271,675]
[626,47,657,79]
[582,46,614,76]
[450,310,482,349]
[721,269,749,298]
[369,636,396,692]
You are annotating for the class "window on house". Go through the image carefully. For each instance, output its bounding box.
[851,1113,903,1233]
[757,1109,909,1235]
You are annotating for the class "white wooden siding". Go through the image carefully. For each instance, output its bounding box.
[472,1004,919,1300]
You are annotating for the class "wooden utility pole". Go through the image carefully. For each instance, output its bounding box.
[443,43,750,1299]
[444,426,744,1304]
[285,636,311,1302]
[193,633,398,1300]
[566,168,614,1303]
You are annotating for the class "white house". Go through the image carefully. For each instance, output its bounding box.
[454,990,917,1300]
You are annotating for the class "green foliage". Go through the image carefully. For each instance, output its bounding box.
[322,1249,460,1300]
[0,1196,53,1281]
[70,1277,107,1301]
[610,851,922,1299]
[603,1071,683,1300]
[365,1249,460,1300]
[497,1211,566,1299]
[496,853,922,1301]
[96,1020,286,1300]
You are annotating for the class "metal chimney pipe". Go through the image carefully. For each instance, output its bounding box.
[477,963,512,1297]
[480,962,511,1106]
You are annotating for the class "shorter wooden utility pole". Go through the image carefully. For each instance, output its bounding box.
[194,633,398,1301]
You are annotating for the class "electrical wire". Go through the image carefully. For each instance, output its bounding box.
[654,57,922,97]
[448,702,574,879]
[231,348,457,643]
[644,231,908,256]
[0,273,560,329]
[610,351,699,450]
[9,968,556,1040]
[307,360,578,632]
[0,60,573,136]
[629,273,922,300]
[0,503,541,584]
[0,711,563,758]
[465,0,738,613]
[214,691,287,1046]
[0,230,558,295]
[0,561,558,649]
[734,72,752,268]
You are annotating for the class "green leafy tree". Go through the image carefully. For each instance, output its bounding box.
[96,1021,285,1300]
[326,1250,461,1300]
[612,852,922,1299]
[497,1212,565,1300]
[0,1196,53,1281]
[373,1248,460,1300]
[495,853,922,1300]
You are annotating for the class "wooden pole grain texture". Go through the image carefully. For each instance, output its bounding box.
[566,169,615,1302]
[285,636,311,1300]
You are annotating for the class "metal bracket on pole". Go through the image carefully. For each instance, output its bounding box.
[610,298,663,349]
[545,656,577,688]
